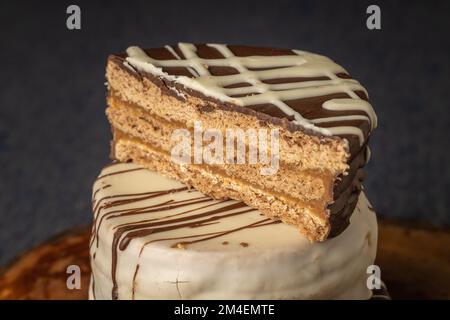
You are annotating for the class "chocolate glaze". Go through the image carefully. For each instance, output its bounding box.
[131,264,140,300]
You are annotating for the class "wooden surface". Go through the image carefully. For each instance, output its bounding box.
[376,221,450,299]
[0,221,449,300]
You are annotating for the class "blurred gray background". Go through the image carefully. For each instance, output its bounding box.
[0,0,449,266]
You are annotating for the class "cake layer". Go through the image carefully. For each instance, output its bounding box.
[105,43,376,240]
[107,93,367,204]
[89,163,378,300]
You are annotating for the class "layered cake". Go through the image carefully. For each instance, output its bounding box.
[105,43,377,241]
[89,163,378,300]
[89,43,383,300]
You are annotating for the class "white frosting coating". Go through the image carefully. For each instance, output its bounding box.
[90,163,378,300]
[124,43,377,145]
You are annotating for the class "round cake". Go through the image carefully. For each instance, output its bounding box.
[89,163,378,300]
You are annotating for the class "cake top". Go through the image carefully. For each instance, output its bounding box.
[119,43,377,151]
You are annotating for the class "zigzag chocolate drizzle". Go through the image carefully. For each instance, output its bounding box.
[90,163,280,300]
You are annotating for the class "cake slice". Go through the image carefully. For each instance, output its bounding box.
[105,43,377,241]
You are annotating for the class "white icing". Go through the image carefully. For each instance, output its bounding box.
[322,98,377,129]
[90,163,378,300]
[124,43,377,144]
[365,146,372,163]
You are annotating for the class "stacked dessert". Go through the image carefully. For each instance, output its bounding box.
[90,43,381,299]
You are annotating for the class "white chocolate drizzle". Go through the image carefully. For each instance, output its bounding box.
[125,43,377,145]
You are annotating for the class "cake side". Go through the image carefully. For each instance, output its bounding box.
[89,163,378,300]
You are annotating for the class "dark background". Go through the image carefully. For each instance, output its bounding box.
[0,0,449,266]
